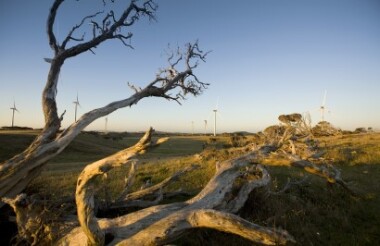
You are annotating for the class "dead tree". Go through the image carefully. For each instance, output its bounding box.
[3,124,354,245]
[1,1,356,245]
[0,0,208,202]
[61,128,296,245]
[60,121,353,245]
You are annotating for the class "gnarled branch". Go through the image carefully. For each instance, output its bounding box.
[0,37,208,203]
[75,128,167,245]
[61,140,294,245]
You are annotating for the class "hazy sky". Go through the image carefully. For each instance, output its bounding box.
[1,0,379,133]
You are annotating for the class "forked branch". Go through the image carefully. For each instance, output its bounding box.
[0,37,208,202]
[188,209,295,245]
[75,127,168,245]
[62,138,295,245]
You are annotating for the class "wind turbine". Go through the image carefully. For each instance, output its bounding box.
[10,101,19,128]
[319,90,329,122]
[213,109,217,136]
[212,98,220,137]
[191,121,194,135]
[73,93,80,122]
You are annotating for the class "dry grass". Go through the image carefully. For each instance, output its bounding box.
[320,133,380,165]
[1,130,380,245]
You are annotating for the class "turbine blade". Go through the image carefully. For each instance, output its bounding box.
[217,111,223,120]
[215,97,220,110]
[43,58,52,63]
[322,90,327,106]
[76,93,81,107]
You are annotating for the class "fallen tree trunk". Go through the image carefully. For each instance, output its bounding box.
[4,123,355,245]
[59,130,295,245]
[1,1,356,245]
[59,119,356,245]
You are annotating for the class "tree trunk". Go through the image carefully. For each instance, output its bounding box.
[59,131,295,245]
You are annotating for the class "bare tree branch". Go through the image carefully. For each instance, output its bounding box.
[123,160,138,195]
[224,165,271,213]
[113,33,134,48]
[61,10,104,49]
[287,155,356,195]
[0,40,208,204]
[187,209,295,245]
[61,138,295,245]
[3,1,357,244]
[47,0,64,54]
[75,127,168,245]
[60,0,157,59]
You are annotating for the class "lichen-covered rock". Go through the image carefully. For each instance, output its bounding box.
[278,113,302,125]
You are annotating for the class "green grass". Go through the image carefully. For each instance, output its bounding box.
[253,165,380,245]
[0,130,38,161]
[321,133,380,165]
[1,130,380,245]
[19,133,214,202]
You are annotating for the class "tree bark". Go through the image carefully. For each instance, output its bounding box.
[1,2,355,245]
[60,135,295,245]
[0,0,208,204]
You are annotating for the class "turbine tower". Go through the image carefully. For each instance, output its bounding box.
[10,101,19,128]
[212,98,220,137]
[213,109,217,136]
[73,93,80,122]
[191,121,194,135]
[320,90,328,122]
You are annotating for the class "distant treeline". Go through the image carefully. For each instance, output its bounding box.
[1,126,33,130]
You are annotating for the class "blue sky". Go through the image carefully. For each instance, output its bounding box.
[0,0,379,133]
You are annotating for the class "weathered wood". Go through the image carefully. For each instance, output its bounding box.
[0,0,208,204]
[59,111,355,245]
[1,1,356,244]
[1,194,49,245]
[4,117,355,245]
[60,144,294,245]
[75,128,168,245]
[288,155,356,194]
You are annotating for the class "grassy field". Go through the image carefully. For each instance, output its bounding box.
[1,130,379,245]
